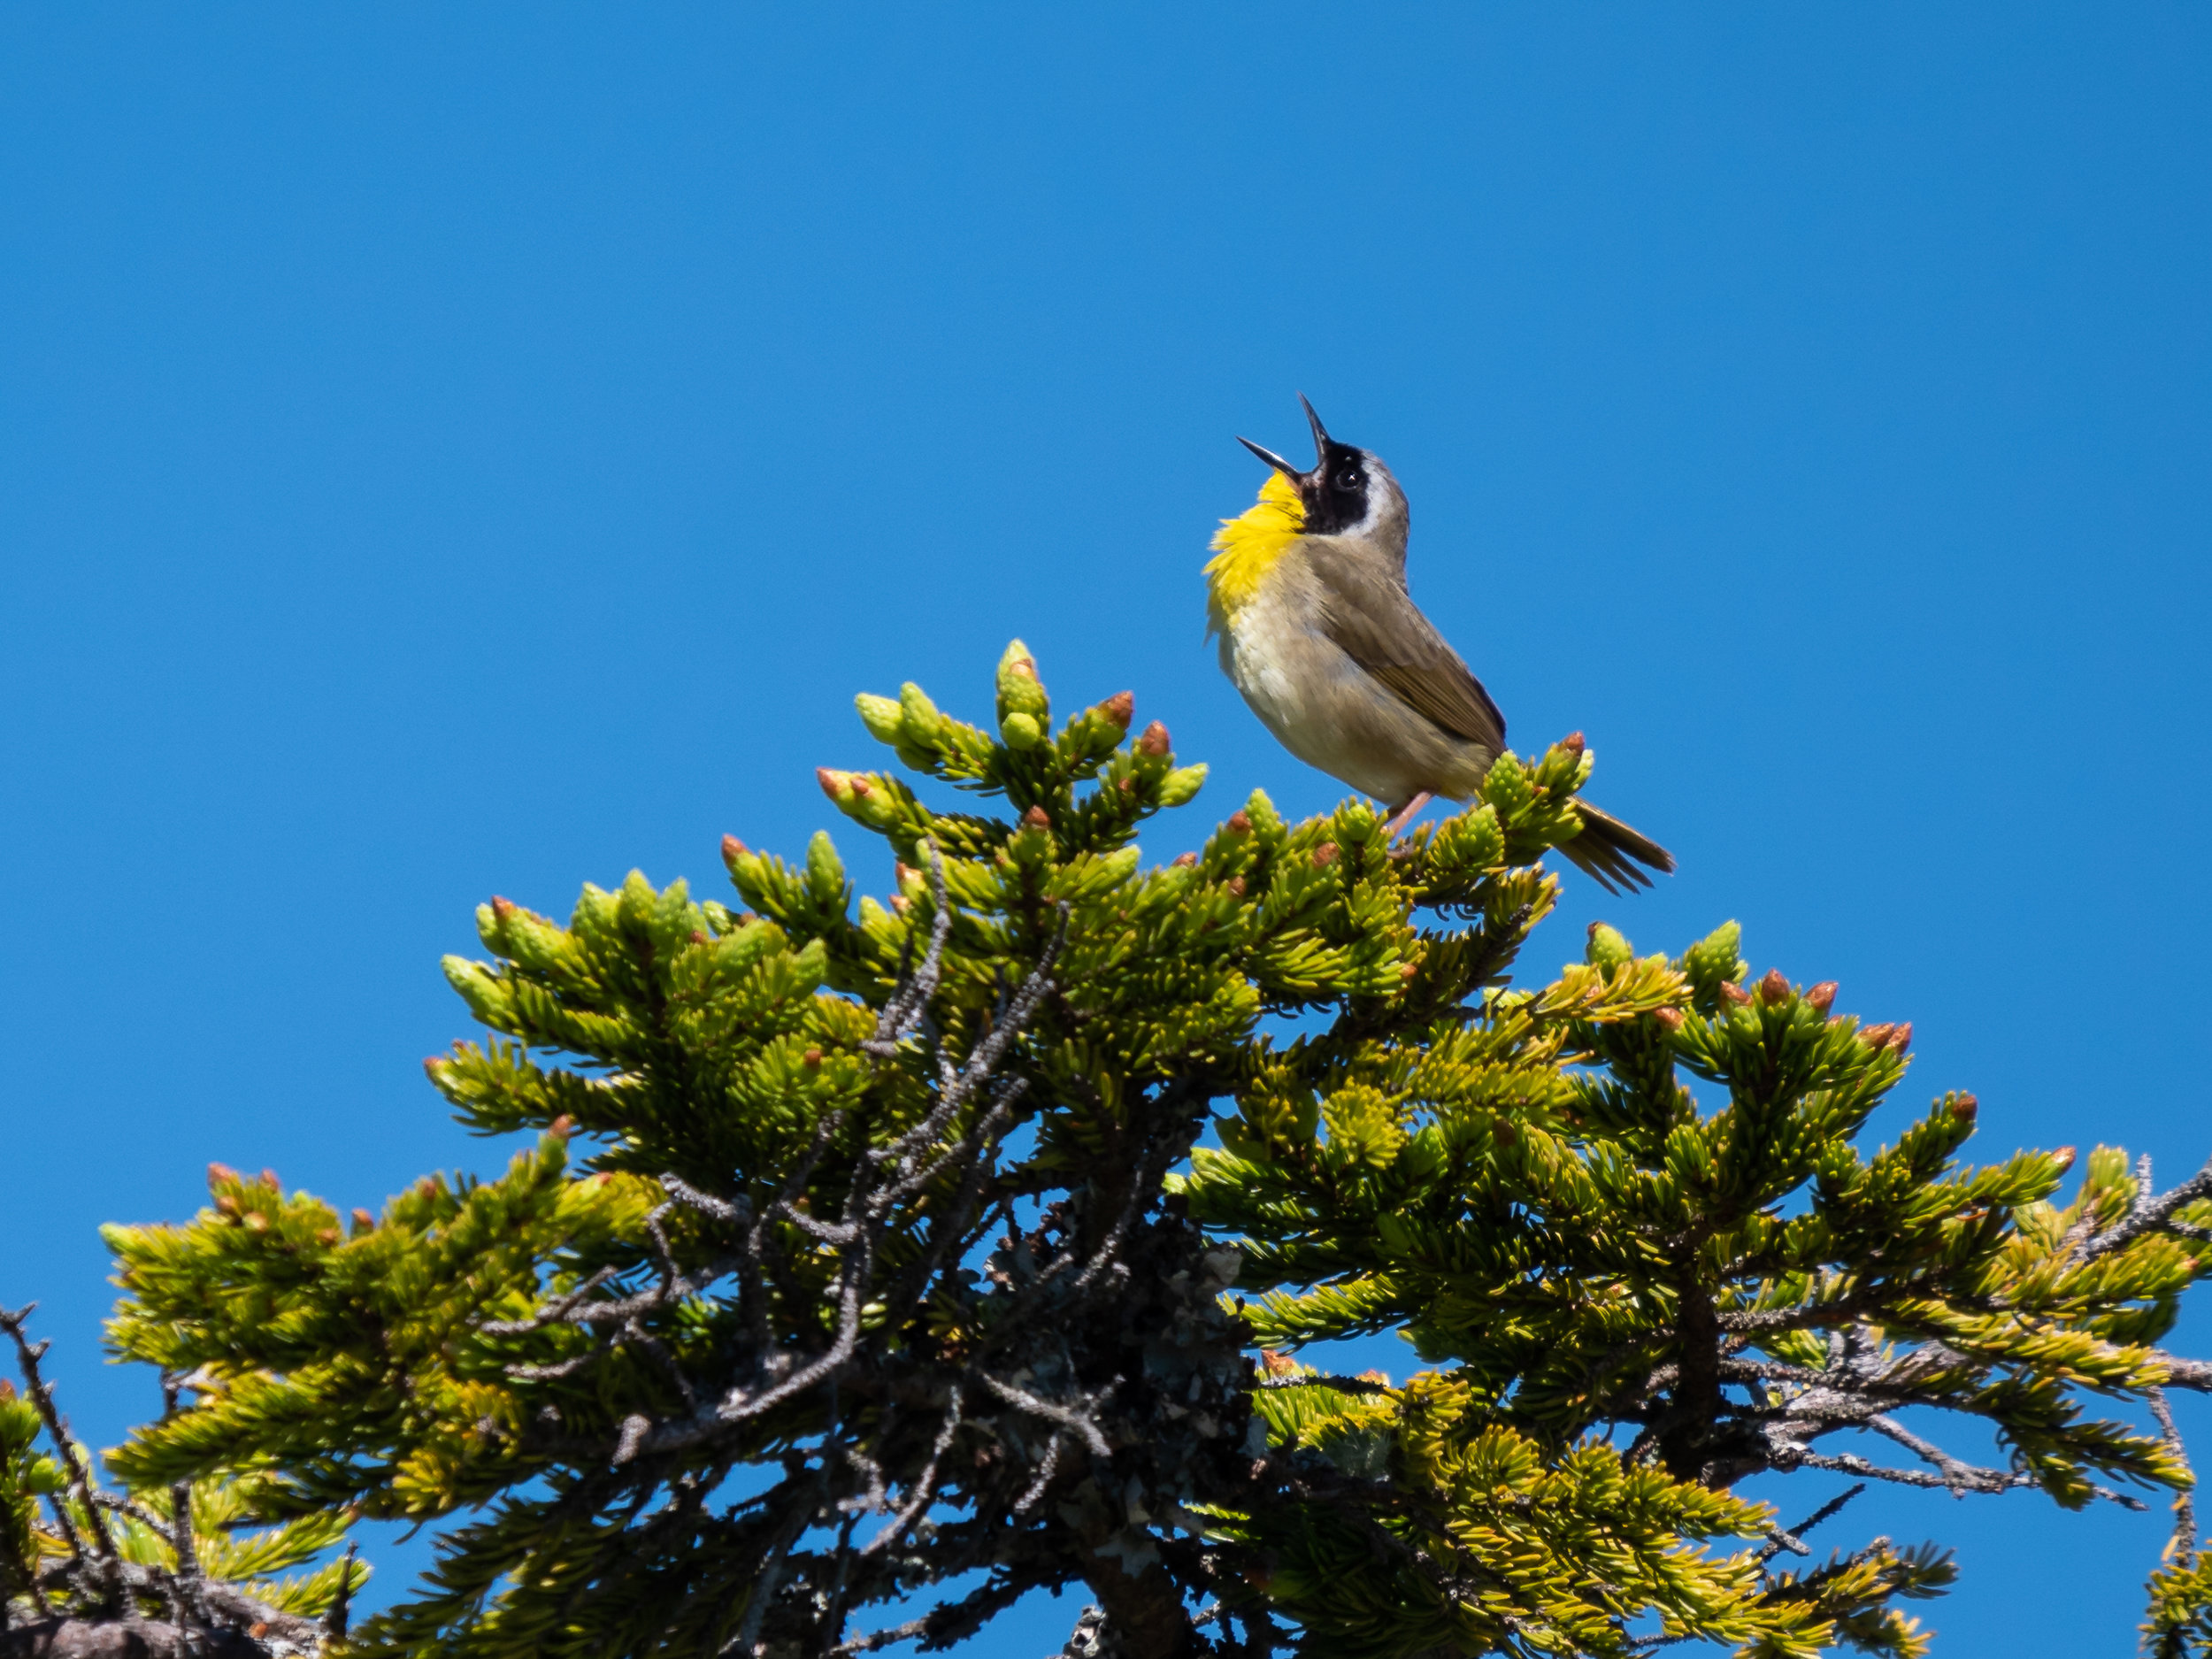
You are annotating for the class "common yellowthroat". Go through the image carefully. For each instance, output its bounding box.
[1205,397,1673,893]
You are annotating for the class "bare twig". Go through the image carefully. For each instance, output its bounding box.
[976,1373,1112,1460]
[2085,1150,2212,1260]
[2150,1386,2198,1560]
[0,1305,116,1569]
[1758,1483,1867,1563]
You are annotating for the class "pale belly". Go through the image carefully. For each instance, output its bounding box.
[1217,582,1491,807]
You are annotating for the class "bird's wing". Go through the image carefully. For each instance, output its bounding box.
[1304,544,1508,753]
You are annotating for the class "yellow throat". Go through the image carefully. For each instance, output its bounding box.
[1204,471,1305,635]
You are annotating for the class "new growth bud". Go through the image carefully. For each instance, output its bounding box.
[1655,1007,1685,1031]
[1758,969,1792,1005]
[855,693,904,741]
[1100,690,1134,728]
[490,896,516,923]
[1311,841,1337,869]
[1586,923,1632,972]
[1561,732,1586,756]
[1888,1022,1913,1053]
[1951,1093,1978,1124]
[1806,981,1838,1014]
[1171,851,1198,868]
[549,1115,575,1140]
[722,834,748,866]
[208,1163,239,1188]
[1860,1023,1896,1048]
[1718,982,1752,1007]
[1138,721,1171,757]
[1023,806,1052,830]
[1226,810,1251,834]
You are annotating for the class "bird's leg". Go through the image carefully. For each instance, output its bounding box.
[1381,792,1434,840]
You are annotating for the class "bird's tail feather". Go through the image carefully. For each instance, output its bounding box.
[1556,803,1676,895]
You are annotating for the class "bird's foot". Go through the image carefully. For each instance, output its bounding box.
[1380,792,1434,841]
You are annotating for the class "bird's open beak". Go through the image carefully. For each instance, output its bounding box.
[1298,393,1332,455]
[1238,396,1336,480]
[1236,434,1305,480]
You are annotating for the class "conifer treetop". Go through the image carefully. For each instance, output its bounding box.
[44,642,2212,1657]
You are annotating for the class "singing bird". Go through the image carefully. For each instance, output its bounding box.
[1204,397,1674,893]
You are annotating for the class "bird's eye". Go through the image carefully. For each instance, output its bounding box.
[1336,470,1362,491]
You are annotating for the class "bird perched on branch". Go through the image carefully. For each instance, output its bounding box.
[1204,396,1674,893]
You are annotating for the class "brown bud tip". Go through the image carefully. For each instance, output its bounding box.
[895,862,918,884]
[849,774,872,798]
[207,1163,239,1188]
[1311,841,1337,868]
[1860,1022,1896,1048]
[1010,655,1037,680]
[1399,960,1419,980]
[0,1379,15,1401]
[1655,1006,1685,1031]
[1759,968,1792,1005]
[490,895,516,921]
[1172,851,1198,868]
[1888,1021,1913,1053]
[803,1048,824,1069]
[1951,1093,1978,1123]
[1259,1348,1296,1377]
[249,1624,269,1641]
[1117,775,1133,793]
[1806,980,1838,1014]
[1718,981,1752,1006]
[888,893,911,915]
[2053,1145,2077,1171]
[242,1212,269,1233]
[1226,810,1252,834]
[1138,720,1171,756]
[214,1194,241,1216]
[722,833,748,864]
[1561,732,1586,756]
[317,1227,341,1246]
[350,1209,376,1231]
[691,929,710,946]
[423,1056,446,1079]
[260,1169,280,1191]
[1226,875,1247,897]
[549,1114,575,1140]
[1023,806,1052,829]
[1101,690,1134,728]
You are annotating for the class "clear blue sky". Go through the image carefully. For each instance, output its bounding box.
[3,7,2208,1652]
